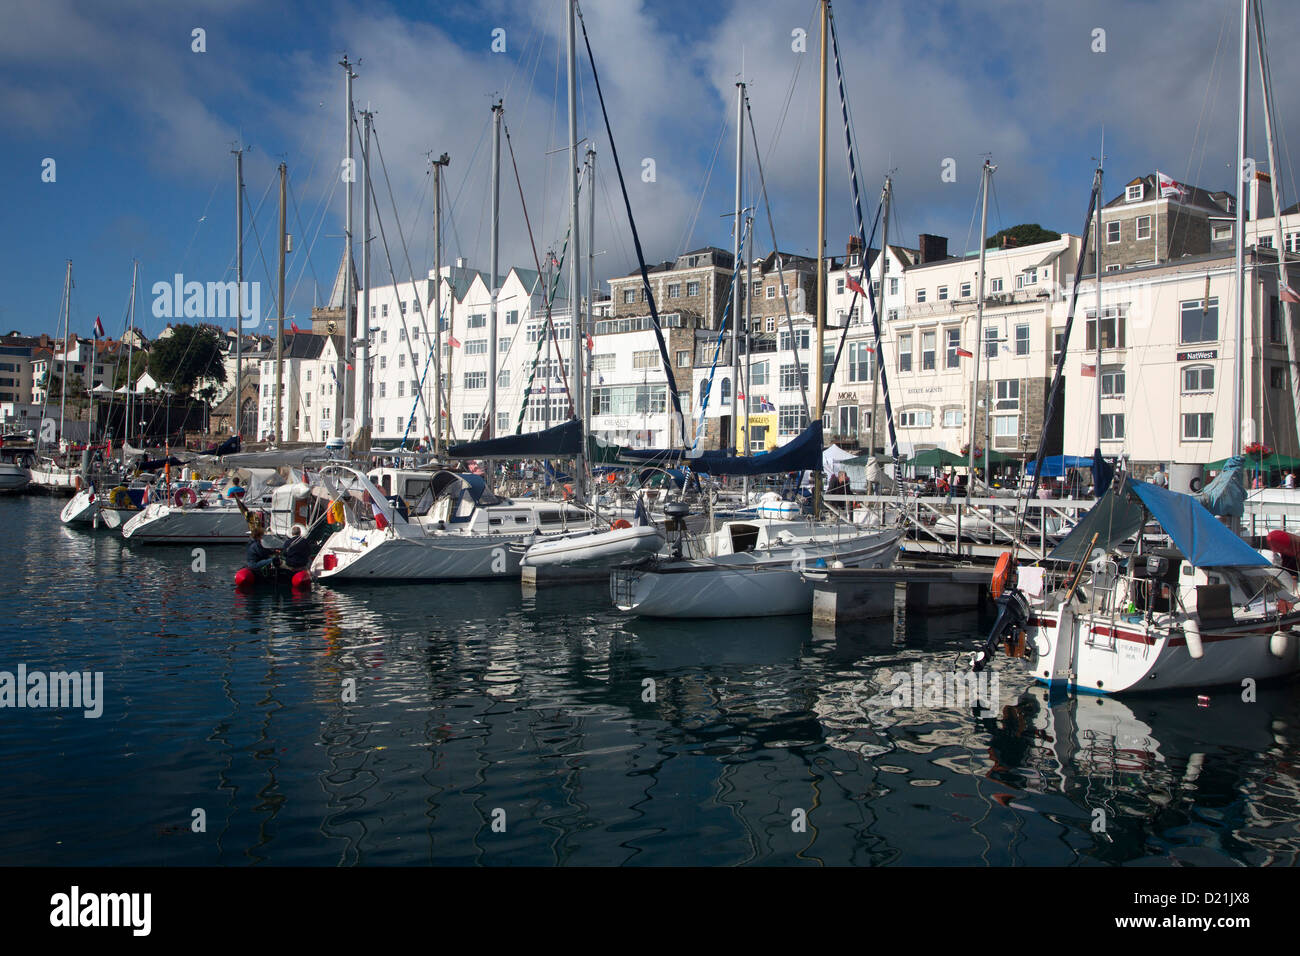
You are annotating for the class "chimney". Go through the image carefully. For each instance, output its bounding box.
[846,235,863,258]
[456,257,467,268]
[918,234,948,264]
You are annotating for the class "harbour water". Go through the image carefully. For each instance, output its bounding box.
[3,494,1299,866]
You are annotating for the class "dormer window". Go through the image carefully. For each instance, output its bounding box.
[1126,183,1144,202]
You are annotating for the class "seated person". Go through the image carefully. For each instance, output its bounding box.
[281,526,313,570]
[246,525,277,572]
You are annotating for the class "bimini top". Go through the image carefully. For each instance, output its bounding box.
[1049,477,1266,568]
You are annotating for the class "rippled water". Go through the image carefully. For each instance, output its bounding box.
[2,494,1299,866]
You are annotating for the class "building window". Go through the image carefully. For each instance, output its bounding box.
[1100,368,1125,398]
[887,309,899,322]
[1271,365,1286,390]
[467,313,486,329]
[592,354,615,373]
[379,382,386,398]
[1214,224,1234,242]
[779,363,809,391]
[990,277,1003,293]
[751,361,769,386]
[1100,413,1125,441]
[497,412,510,434]
[1180,297,1219,344]
[498,369,510,389]
[499,337,511,352]
[397,381,404,397]
[1286,232,1300,253]
[778,405,809,436]
[1261,234,1274,248]
[837,404,858,438]
[943,407,963,428]
[899,408,933,428]
[463,413,483,432]
[945,327,962,369]
[847,342,874,383]
[675,349,690,368]
[916,288,927,303]
[667,283,681,298]
[1126,183,1144,202]
[623,289,636,304]
[464,371,486,389]
[1014,323,1030,356]
[400,300,407,314]
[1182,412,1213,441]
[686,281,701,296]
[779,329,810,352]
[1270,297,1285,342]
[633,350,658,369]
[1085,306,1127,350]
[1136,216,1152,240]
[995,379,1020,410]
[720,377,731,403]
[898,333,913,372]
[506,310,519,325]
[465,339,487,355]
[835,278,845,295]
[1182,365,1214,393]
[938,286,949,301]
[960,281,972,298]
[1106,221,1120,243]
[766,286,776,299]
[766,316,776,333]
[985,326,998,359]
[921,331,936,370]
[993,415,1018,440]
[382,304,389,317]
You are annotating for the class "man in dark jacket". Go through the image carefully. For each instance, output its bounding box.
[246,525,277,572]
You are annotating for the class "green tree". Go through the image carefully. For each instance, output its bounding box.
[986,223,1060,249]
[147,325,225,396]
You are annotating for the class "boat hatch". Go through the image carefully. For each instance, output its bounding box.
[539,511,563,525]
[729,523,760,554]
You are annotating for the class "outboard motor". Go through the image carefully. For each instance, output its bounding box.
[972,589,1031,673]
[662,501,691,559]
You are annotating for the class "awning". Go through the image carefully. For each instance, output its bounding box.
[1025,454,1095,477]
[1131,480,1267,567]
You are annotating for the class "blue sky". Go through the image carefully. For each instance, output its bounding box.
[4,0,1296,341]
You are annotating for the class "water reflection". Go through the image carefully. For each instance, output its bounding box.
[2,495,1299,866]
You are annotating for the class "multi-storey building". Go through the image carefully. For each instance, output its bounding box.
[607,247,734,328]
[255,333,345,443]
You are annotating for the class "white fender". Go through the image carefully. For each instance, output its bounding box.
[1270,630,1290,659]
[1184,619,1205,660]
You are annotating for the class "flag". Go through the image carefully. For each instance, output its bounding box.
[346,363,354,371]
[1157,171,1187,200]
[737,392,745,400]
[290,321,300,333]
[861,345,875,353]
[846,277,866,297]
[1081,364,1097,377]
[955,347,973,359]
[760,397,775,412]
[1282,284,1300,304]
[93,315,104,338]
[586,333,594,352]
[634,496,651,528]
[449,335,461,348]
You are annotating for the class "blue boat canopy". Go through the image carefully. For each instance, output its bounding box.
[1025,454,1095,477]
[1130,479,1267,568]
[618,421,824,476]
[447,419,583,459]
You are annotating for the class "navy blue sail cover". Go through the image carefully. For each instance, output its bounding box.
[447,419,583,459]
[619,421,823,477]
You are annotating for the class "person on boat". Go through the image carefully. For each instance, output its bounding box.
[828,471,850,497]
[1152,466,1169,488]
[246,523,276,573]
[1285,471,1296,490]
[281,526,313,570]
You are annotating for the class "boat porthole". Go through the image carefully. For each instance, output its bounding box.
[1096,681,1104,688]
[1042,670,1049,678]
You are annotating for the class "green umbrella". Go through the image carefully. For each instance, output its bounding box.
[907,447,965,469]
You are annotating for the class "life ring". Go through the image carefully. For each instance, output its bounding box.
[991,550,1015,599]
[173,487,198,508]
[108,486,131,509]
[1189,476,1203,493]
[610,518,632,530]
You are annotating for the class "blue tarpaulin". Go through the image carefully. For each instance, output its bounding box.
[619,421,824,477]
[1130,479,1266,568]
[1025,454,1095,478]
[1196,455,1246,518]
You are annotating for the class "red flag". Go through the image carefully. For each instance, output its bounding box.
[737,392,745,400]
[449,335,461,348]
[290,321,300,333]
[846,277,866,297]
[346,363,354,371]
[586,333,594,352]
[955,347,973,359]
[1081,364,1097,377]
[93,315,104,338]
[1281,284,1300,304]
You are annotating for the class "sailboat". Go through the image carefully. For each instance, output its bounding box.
[974,0,1300,694]
[31,261,83,495]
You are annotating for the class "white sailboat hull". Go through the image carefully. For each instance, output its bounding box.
[612,530,901,618]
[521,524,664,569]
[60,489,99,525]
[1027,610,1300,694]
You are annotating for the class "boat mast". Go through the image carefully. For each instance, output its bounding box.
[432,151,449,455]
[1232,0,1249,463]
[276,161,286,443]
[587,144,595,440]
[566,0,585,500]
[124,259,137,465]
[814,0,828,515]
[1094,158,1103,461]
[871,177,891,459]
[731,80,745,455]
[967,159,993,502]
[489,99,503,446]
[360,110,374,450]
[1253,0,1300,454]
[744,209,754,461]
[340,55,357,444]
[232,147,244,440]
[59,260,71,452]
